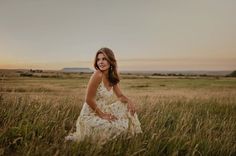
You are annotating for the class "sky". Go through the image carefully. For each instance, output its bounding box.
[0,0,236,71]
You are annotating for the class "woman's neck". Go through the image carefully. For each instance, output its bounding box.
[101,69,109,78]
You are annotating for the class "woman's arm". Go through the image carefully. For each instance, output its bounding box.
[113,84,136,115]
[85,70,104,116]
[113,84,129,102]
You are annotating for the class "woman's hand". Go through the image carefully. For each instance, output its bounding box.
[127,101,136,116]
[98,112,118,122]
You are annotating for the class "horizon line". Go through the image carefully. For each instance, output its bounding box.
[0,68,234,72]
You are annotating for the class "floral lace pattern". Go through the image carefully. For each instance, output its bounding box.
[65,81,142,144]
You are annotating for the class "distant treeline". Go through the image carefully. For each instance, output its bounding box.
[151,73,209,77]
[227,70,236,77]
[151,70,236,77]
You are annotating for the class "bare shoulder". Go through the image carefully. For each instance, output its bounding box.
[113,82,121,90]
[93,70,103,78]
[89,70,102,84]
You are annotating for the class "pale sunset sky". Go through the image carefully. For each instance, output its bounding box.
[0,0,236,71]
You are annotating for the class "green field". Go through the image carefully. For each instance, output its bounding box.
[0,73,236,155]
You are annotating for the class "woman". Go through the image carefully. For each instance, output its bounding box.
[65,47,142,144]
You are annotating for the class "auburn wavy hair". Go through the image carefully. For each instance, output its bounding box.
[94,47,120,86]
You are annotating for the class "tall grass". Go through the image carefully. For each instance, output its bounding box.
[0,75,236,155]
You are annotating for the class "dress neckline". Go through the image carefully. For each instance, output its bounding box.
[101,80,113,92]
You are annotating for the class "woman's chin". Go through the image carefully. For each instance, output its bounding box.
[99,68,109,72]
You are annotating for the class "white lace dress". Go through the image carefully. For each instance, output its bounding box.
[65,81,142,143]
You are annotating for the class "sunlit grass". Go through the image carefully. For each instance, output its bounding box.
[0,74,236,155]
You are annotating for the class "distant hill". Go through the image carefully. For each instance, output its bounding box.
[61,67,93,73]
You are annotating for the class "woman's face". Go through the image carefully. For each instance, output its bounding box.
[97,53,110,71]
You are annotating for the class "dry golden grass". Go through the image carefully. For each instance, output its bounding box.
[0,73,236,155]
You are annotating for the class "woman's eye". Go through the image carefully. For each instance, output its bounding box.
[97,57,106,61]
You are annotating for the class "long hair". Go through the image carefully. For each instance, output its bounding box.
[94,47,120,86]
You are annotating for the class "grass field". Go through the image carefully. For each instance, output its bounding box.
[0,73,236,155]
